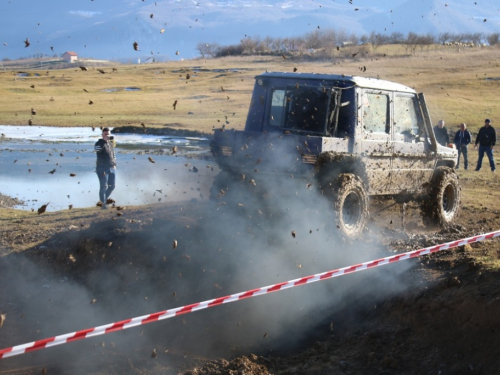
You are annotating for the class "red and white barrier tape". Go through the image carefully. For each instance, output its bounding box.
[1,229,499,359]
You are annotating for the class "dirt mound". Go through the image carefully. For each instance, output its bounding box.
[184,354,270,375]
[185,244,500,375]
[0,201,500,374]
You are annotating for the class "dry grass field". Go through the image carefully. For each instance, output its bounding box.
[1,45,499,134]
[2,45,500,248]
[3,47,500,374]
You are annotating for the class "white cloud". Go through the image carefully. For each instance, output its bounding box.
[69,10,102,18]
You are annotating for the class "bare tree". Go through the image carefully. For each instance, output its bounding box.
[470,33,483,45]
[417,33,435,52]
[487,33,500,46]
[196,43,221,58]
[196,43,210,58]
[337,29,357,46]
[388,32,404,44]
[304,30,322,49]
[369,31,389,52]
[216,44,244,57]
[261,36,273,53]
[321,29,337,49]
[404,32,420,54]
[438,32,451,44]
[240,37,259,55]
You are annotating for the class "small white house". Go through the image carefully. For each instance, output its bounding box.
[62,51,78,63]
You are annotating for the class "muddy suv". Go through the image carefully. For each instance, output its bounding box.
[211,72,460,238]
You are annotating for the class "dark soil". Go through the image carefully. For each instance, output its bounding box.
[0,199,500,375]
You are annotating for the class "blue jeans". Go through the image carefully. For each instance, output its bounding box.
[456,145,468,169]
[96,167,116,202]
[476,146,495,171]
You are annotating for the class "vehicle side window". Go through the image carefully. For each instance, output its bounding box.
[362,93,389,134]
[268,87,328,134]
[394,95,422,142]
[269,89,286,127]
[336,89,355,138]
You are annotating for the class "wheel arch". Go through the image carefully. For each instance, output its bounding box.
[435,159,455,171]
[315,152,369,192]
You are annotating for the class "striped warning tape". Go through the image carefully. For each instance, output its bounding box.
[1,229,499,359]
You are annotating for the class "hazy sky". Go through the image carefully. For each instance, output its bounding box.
[1,0,498,59]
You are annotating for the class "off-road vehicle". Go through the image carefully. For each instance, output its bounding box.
[211,72,460,238]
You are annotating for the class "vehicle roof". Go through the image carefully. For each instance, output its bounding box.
[256,72,416,94]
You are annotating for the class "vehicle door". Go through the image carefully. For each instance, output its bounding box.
[390,93,435,193]
[358,89,393,195]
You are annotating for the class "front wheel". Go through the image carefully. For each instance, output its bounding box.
[331,174,369,239]
[420,167,461,227]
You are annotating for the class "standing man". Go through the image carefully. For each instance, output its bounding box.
[433,120,450,146]
[94,127,116,208]
[454,123,471,170]
[474,119,496,172]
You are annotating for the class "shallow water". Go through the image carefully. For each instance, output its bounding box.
[0,126,217,211]
[0,125,210,148]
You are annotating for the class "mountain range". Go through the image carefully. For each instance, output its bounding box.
[1,0,499,61]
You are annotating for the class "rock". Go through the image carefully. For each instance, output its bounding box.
[448,276,461,287]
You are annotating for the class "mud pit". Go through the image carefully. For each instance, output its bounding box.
[1,192,500,374]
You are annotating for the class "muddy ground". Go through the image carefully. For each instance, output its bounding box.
[1,177,500,375]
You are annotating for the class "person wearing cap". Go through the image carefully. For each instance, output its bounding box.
[94,127,117,208]
[433,120,450,146]
[474,119,496,172]
[454,123,471,169]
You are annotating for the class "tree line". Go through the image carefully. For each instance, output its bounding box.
[197,30,500,58]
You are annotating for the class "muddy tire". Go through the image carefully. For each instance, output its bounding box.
[331,174,369,239]
[420,167,461,227]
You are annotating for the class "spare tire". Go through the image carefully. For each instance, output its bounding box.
[420,166,461,226]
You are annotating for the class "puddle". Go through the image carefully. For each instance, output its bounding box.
[16,72,40,77]
[172,67,249,74]
[101,87,142,92]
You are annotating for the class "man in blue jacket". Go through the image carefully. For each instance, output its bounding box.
[474,119,496,172]
[454,123,471,170]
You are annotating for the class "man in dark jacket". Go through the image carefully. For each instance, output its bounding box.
[474,119,496,172]
[94,127,117,208]
[434,120,449,146]
[454,123,471,169]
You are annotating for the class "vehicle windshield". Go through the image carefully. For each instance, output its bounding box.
[268,86,329,134]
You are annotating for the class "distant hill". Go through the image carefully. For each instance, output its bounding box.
[363,0,498,35]
[1,0,499,61]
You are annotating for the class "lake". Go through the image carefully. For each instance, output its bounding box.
[0,126,218,211]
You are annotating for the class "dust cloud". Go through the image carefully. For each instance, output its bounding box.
[0,150,419,373]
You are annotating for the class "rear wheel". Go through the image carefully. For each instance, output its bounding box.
[331,174,369,239]
[420,167,461,226]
